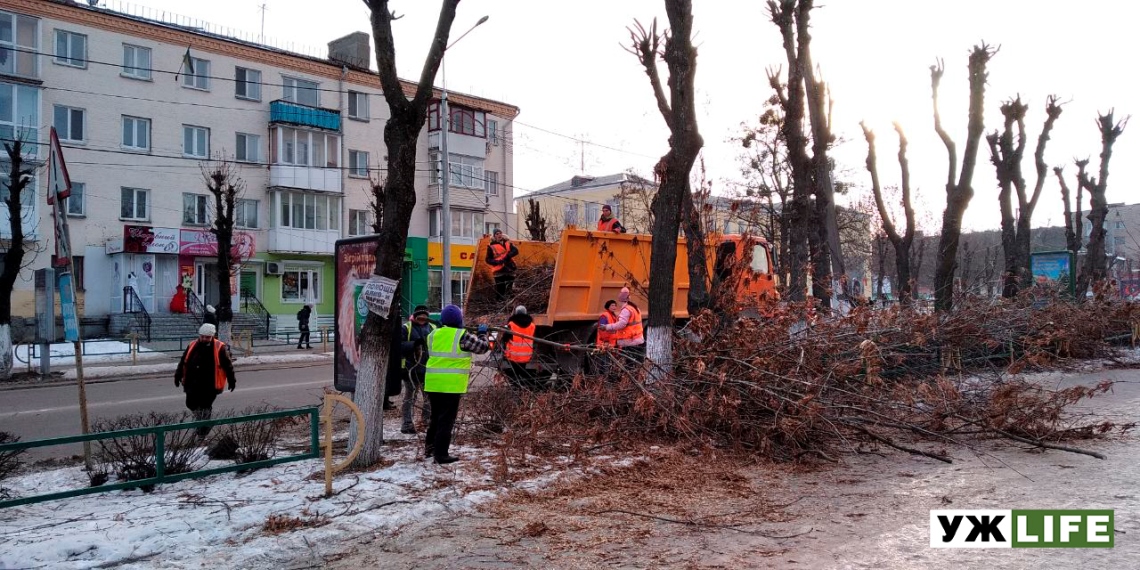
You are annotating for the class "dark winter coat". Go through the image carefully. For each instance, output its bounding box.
[175,338,236,396]
[203,310,219,326]
[400,320,436,370]
[297,306,312,331]
[385,314,405,398]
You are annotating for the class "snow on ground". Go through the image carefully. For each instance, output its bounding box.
[60,352,332,381]
[13,341,164,368]
[0,427,577,570]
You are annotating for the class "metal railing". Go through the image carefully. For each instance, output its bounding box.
[122,286,152,342]
[0,406,320,509]
[186,290,205,321]
[240,289,271,339]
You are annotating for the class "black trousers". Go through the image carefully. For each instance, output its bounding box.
[297,325,311,347]
[505,360,538,391]
[425,392,463,460]
[185,390,218,438]
[494,273,515,300]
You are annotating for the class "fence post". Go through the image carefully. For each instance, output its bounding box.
[320,326,329,353]
[154,426,166,481]
[128,332,138,365]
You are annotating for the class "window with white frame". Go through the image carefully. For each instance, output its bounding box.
[450,210,484,239]
[0,172,35,238]
[183,193,209,225]
[182,125,209,158]
[235,67,261,101]
[349,209,372,236]
[605,199,620,219]
[275,192,341,231]
[282,76,319,107]
[0,12,39,79]
[235,199,258,228]
[121,44,151,80]
[66,181,85,216]
[182,57,210,90]
[485,170,499,196]
[271,128,339,167]
[281,265,321,303]
[429,208,441,237]
[447,155,484,189]
[485,221,501,236]
[0,82,40,147]
[427,270,469,310]
[121,187,149,220]
[53,105,84,143]
[348,91,369,120]
[488,119,499,144]
[586,202,600,225]
[348,150,369,177]
[54,30,86,68]
[1116,221,1126,229]
[563,203,579,227]
[428,150,440,185]
[235,132,260,163]
[121,116,150,150]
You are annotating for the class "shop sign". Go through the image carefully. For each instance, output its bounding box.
[123,225,178,254]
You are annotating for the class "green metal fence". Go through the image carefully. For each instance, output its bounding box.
[0,406,320,509]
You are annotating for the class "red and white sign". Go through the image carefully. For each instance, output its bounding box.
[179,229,256,260]
[123,225,179,254]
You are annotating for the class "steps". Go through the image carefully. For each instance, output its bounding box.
[109,313,269,341]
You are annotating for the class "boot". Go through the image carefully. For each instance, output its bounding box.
[434,455,460,465]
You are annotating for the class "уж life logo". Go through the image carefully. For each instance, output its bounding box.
[930,510,1114,548]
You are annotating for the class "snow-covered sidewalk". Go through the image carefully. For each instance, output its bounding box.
[13,341,165,369]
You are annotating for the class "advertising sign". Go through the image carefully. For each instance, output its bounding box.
[334,236,381,392]
[1030,251,1076,296]
[179,228,256,260]
[123,225,178,254]
[361,276,399,316]
[58,272,80,342]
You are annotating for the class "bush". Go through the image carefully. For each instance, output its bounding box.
[217,405,289,469]
[0,431,24,481]
[92,412,209,492]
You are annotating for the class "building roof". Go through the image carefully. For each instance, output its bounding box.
[517,172,651,200]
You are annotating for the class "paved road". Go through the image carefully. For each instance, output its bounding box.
[0,362,333,460]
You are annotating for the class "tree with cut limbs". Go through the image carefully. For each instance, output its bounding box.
[986,96,1063,296]
[860,122,916,305]
[1054,159,1089,259]
[1075,112,1128,298]
[930,45,996,312]
[523,197,547,241]
[353,0,458,467]
[0,141,36,380]
[203,162,243,342]
[624,1,704,376]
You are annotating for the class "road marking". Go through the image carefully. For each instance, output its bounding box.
[0,379,331,418]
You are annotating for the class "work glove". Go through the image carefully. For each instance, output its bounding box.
[228,381,236,392]
[174,376,181,388]
[477,324,489,334]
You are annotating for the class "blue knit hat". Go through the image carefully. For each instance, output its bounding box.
[440,304,463,328]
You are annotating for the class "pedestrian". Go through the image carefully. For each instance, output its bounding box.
[593,299,619,376]
[424,304,491,464]
[203,304,219,327]
[597,204,625,233]
[400,305,436,434]
[500,305,536,390]
[600,287,645,365]
[296,303,313,349]
[486,229,519,301]
[174,323,236,439]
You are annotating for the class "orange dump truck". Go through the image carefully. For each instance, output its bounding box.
[465,229,778,374]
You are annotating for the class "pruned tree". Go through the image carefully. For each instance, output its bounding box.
[624,1,704,377]
[1054,159,1088,258]
[860,121,916,305]
[353,0,459,467]
[930,45,997,312]
[986,95,1063,296]
[737,95,792,281]
[0,140,37,380]
[523,197,547,241]
[1075,111,1128,298]
[202,161,243,342]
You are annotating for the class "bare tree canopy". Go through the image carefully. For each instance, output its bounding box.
[1076,111,1128,298]
[861,122,916,304]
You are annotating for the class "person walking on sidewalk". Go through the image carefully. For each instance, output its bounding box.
[424,304,491,464]
[175,323,236,439]
[203,304,219,328]
[399,305,436,434]
[296,304,313,349]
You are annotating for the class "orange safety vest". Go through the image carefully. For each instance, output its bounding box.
[180,339,229,391]
[598,217,620,232]
[504,321,536,363]
[489,241,510,273]
[615,305,643,343]
[596,311,619,347]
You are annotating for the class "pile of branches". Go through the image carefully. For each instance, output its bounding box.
[476,293,1139,463]
[466,264,555,322]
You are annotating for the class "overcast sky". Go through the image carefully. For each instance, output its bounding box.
[123,0,1138,232]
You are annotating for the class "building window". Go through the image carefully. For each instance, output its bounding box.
[447,155,484,189]
[605,200,621,219]
[427,103,440,131]
[485,170,499,196]
[485,221,501,236]
[121,187,149,220]
[121,44,151,80]
[53,105,85,143]
[488,119,499,144]
[282,76,319,107]
[0,172,35,238]
[281,265,321,303]
[121,116,150,151]
[450,210,484,239]
[235,199,258,228]
[51,255,84,291]
[1116,221,1126,229]
[349,209,372,236]
[182,57,210,90]
[428,150,440,185]
[272,128,339,167]
[54,30,86,68]
[0,82,40,147]
[182,193,209,225]
[236,132,260,163]
[277,192,341,231]
[449,107,486,137]
[235,67,261,101]
[564,203,579,227]
[182,125,209,158]
[348,150,369,177]
[348,91,369,120]
[0,12,39,79]
[586,202,600,225]
[427,270,469,310]
[66,181,85,216]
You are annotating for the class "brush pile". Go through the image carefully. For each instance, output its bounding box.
[466,264,556,323]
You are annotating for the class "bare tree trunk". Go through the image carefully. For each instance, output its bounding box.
[1076,112,1128,298]
[860,122,916,306]
[986,98,1025,297]
[353,0,458,467]
[204,164,241,343]
[681,187,710,315]
[1055,165,1081,256]
[0,141,32,380]
[524,198,548,241]
[931,46,996,312]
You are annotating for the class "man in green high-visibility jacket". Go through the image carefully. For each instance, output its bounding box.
[424,304,491,464]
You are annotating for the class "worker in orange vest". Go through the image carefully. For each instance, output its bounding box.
[486,228,519,300]
[592,299,620,377]
[174,323,236,439]
[597,204,625,233]
[500,305,537,390]
[601,287,645,364]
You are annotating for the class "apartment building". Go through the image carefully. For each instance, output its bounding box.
[0,0,518,330]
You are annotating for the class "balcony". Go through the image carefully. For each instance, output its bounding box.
[428,130,488,157]
[270,100,341,131]
[267,228,339,255]
[269,165,342,193]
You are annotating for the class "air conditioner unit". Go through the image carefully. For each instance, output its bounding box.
[266,262,284,275]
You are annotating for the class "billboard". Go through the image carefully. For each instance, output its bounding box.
[1030,251,1076,296]
[334,236,381,392]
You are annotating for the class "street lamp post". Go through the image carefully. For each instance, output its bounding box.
[440,15,489,310]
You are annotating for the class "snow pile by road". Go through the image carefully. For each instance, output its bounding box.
[0,435,577,569]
